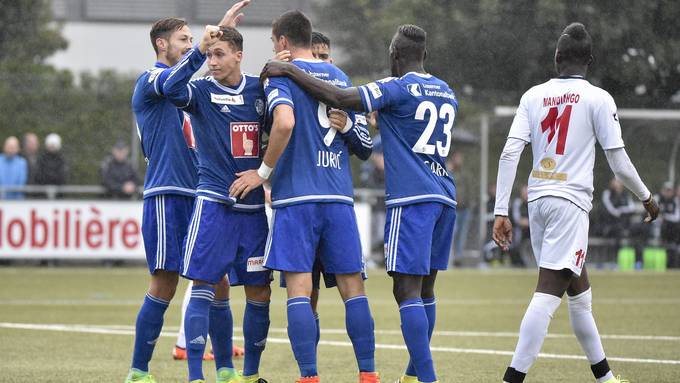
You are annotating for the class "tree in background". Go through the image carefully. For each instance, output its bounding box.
[315,0,680,108]
[0,0,136,185]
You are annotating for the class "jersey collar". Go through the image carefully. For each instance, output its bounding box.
[154,62,170,69]
[209,73,246,94]
[556,75,586,80]
[402,71,432,79]
[292,58,324,63]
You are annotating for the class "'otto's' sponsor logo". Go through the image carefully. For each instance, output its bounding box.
[230,122,260,158]
[0,207,140,250]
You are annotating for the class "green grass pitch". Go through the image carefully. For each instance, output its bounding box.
[1,267,679,382]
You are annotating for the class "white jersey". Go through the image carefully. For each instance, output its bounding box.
[508,76,624,212]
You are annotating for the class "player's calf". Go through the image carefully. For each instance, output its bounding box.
[243,285,272,378]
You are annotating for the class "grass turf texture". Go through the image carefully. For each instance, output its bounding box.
[1,267,679,382]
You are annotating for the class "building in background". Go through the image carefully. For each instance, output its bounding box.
[49,0,312,75]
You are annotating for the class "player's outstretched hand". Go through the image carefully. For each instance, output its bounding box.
[492,216,513,252]
[229,169,266,200]
[642,196,660,223]
[218,0,251,28]
[329,109,348,132]
[198,25,222,53]
[260,60,294,84]
[274,50,292,62]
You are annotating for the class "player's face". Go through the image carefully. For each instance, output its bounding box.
[271,33,286,54]
[165,26,193,65]
[389,34,399,77]
[207,41,243,82]
[312,43,332,63]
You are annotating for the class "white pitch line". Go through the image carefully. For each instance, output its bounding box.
[1,322,679,366]
[89,324,680,342]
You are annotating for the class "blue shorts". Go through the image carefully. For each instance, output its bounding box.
[384,202,456,275]
[141,194,194,274]
[181,197,271,285]
[264,203,363,274]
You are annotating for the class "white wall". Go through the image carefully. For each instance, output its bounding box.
[48,22,274,76]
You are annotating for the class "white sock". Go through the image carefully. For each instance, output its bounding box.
[568,288,614,382]
[510,292,562,373]
[175,282,192,348]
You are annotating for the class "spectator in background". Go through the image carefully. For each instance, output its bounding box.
[510,185,533,267]
[600,178,636,237]
[656,182,680,267]
[21,132,40,184]
[101,141,138,199]
[0,136,27,199]
[359,114,384,189]
[36,133,68,185]
[448,151,471,262]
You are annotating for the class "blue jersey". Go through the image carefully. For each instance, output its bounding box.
[264,58,372,208]
[132,62,198,199]
[163,47,266,211]
[358,72,458,207]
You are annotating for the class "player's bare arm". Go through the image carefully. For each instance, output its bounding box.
[217,0,251,28]
[229,104,295,199]
[260,60,365,111]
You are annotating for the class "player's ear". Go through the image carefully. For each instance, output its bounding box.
[423,48,428,62]
[235,50,243,63]
[156,37,167,52]
[587,55,593,66]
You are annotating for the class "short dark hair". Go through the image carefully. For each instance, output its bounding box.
[312,31,330,49]
[556,22,592,65]
[150,17,188,54]
[219,26,244,52]
[394,24,427,61]
[272,10,312,48]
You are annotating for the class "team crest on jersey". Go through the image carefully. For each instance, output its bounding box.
[230,122,260,158]
[255,98,265,116]
[407,83,423,97]
[539,157,556,171]
[182,112,196,149]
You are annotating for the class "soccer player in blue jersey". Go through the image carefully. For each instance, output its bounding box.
[230,11,378,383]
[126,17,198,383]
[163,24,271,383]
[125,3,250,383]
[276,30,374,351]
[260,24,458,383]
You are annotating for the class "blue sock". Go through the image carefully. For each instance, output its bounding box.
[314,311,320,347]
[185,285,215,381]
[209,298,234,371]
[399,298,436,382]
[405,297,436,376]
[243,299,270,376]
[287,296,318,377]
[345,295,376,372]
[131,293,169,372]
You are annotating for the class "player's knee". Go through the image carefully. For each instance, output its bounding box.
[214,278,230,300]
[567,287,592,314]
[245,284,272,302]
[335,273,365,301]
[149,271,179,300]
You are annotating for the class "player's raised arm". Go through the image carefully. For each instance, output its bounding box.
[218,0,251,28]
[162,25,222,108]
[260,60,365,111]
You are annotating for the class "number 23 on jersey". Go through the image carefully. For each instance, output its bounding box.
[412,101,456,157]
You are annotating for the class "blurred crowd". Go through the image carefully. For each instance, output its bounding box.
[0,134,139,200]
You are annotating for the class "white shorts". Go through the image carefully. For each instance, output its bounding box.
[528,196,589,276]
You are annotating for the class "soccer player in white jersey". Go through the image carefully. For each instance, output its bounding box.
[492,23,659,383]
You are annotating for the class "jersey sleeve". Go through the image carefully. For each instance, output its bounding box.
[357,77,403,113]
[162,46,207,111]
[594,91,625,150]
[340,112,373,160]
[507,92,532,142]
[264,77,294,118]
